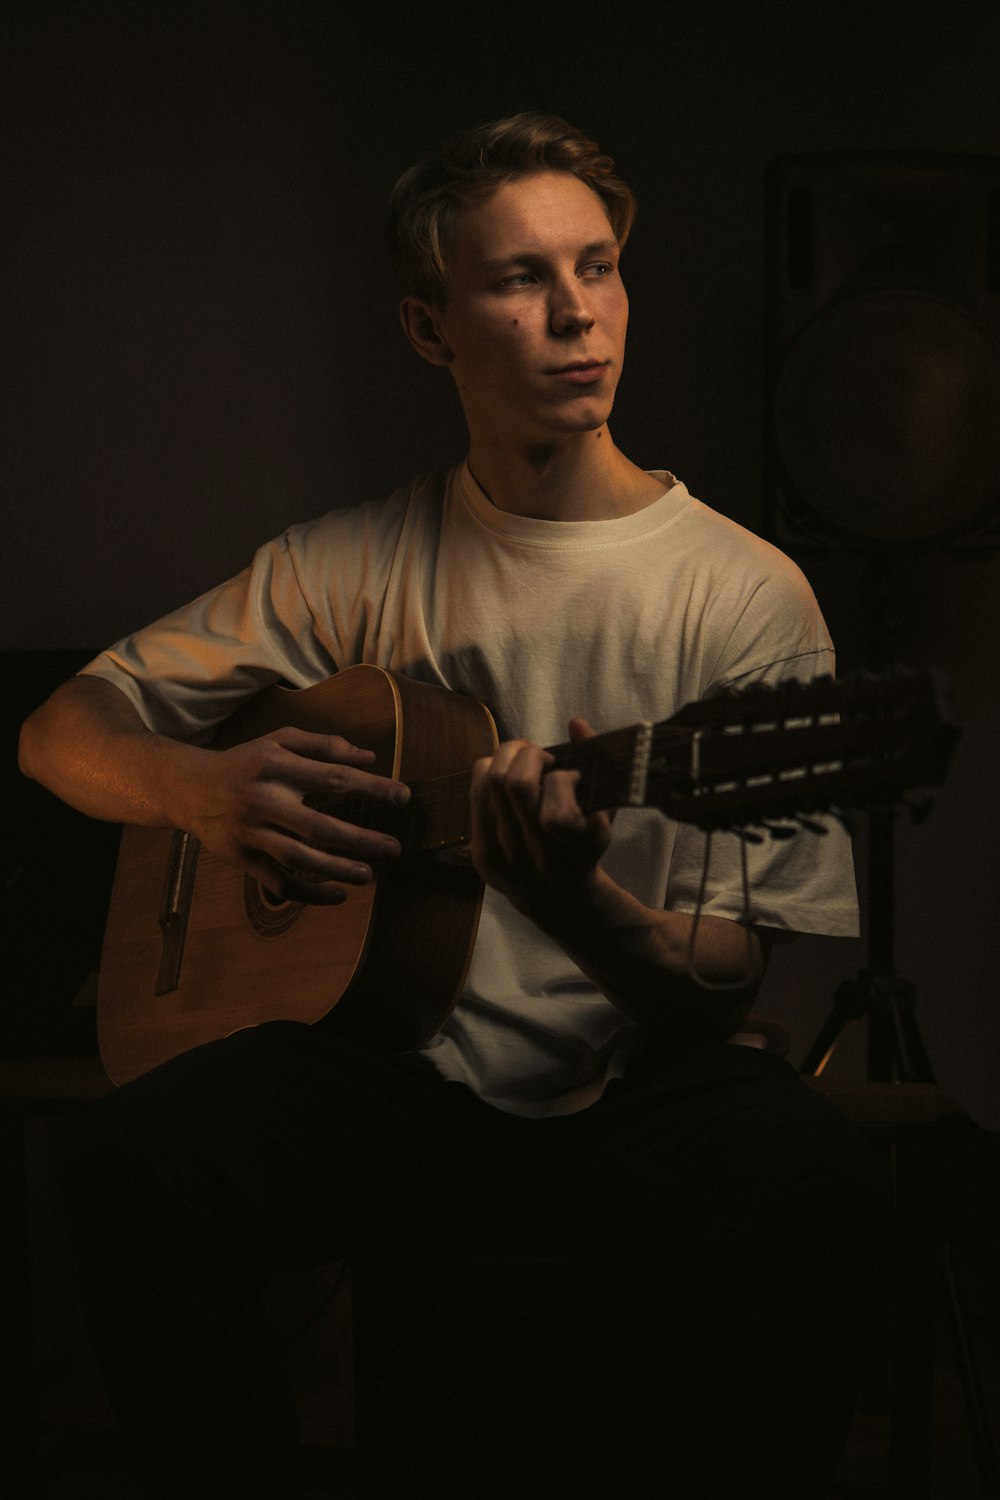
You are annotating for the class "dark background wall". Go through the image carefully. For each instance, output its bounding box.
[5,0,1000,1124]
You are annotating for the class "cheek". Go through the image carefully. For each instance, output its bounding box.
[449,313,537,381]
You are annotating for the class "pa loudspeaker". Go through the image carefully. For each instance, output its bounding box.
[765,152,1000,553]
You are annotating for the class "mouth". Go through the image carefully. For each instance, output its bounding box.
[546,360,610,384]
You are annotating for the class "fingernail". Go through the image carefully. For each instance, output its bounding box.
[391,783,411,806]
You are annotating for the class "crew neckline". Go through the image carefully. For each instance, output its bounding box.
[453,462,692,550]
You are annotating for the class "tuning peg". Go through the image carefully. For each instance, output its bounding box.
[795,815,829,836]
[760,821,798,840]
[712,823,766,842]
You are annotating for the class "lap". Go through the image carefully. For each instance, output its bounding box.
[68,1021,507,1264]
[67,1021,886,1272]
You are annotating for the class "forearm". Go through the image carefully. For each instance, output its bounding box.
[522,866,767,1043]
[18,675,209,828]
[20,674,411,906]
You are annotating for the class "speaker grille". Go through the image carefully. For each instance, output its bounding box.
[774,290,1000,542]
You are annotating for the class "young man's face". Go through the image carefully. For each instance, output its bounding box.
[418,171,630,448]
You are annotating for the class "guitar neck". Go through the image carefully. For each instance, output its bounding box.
[307,668,955,851]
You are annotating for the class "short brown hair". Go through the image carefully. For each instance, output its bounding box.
[387,112,637,304]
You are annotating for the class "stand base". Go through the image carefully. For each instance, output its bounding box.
[800,968,935,1083]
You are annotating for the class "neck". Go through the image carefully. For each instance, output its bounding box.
[466,428,667,521]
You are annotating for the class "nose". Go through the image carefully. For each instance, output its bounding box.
[549,275,595,336]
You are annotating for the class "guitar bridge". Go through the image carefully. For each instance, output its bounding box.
[156,830,200,995]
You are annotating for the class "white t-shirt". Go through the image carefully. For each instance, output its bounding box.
[82,464,858,1116]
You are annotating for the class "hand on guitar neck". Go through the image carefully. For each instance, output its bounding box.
[469,713,612,918]
[469,712,767,1035]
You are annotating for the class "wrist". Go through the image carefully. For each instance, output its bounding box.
[146,738,218,831]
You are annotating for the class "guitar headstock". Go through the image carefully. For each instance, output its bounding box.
[646,670,958,832]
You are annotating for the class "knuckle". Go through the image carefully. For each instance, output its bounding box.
[508,763,537,795]
[250,744,292,786]
[324,763,352,792]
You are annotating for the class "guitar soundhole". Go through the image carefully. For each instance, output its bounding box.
[243,878,307,936]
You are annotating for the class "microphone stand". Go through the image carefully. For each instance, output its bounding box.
[800,549,934,1083]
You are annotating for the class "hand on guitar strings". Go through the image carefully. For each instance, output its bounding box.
[184,726,410,905]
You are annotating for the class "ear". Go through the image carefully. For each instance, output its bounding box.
[399,296,455,367]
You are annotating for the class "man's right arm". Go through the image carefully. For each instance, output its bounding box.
[20,676,211,826]
[19,675,410,904]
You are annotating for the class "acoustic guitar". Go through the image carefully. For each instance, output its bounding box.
[97,664,954,1084]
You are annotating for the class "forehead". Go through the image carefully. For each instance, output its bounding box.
[450,171,617,270]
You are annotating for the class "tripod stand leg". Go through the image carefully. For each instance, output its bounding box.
[887,978,936,1084]
[800,975,871,1075]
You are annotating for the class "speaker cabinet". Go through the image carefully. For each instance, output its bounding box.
[765,152,1000,552]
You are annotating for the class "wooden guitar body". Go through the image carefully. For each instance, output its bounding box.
[98,667,499,1084]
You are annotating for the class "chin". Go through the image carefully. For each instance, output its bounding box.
[547,387,615,421]
[558,404,615,435]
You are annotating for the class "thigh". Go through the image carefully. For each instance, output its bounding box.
[66,1020,503,1269]
[543,1047,891,1497]
[564,1042,888,1256]
[543,1043,891,1418]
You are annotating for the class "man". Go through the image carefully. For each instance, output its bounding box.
[20,113,885,1498]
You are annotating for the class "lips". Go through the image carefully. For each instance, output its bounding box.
[547,360,610,384]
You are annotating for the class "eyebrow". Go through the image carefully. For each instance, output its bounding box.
[480,239,620,274]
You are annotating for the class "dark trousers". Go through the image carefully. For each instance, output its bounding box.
[63,1022,889,1499]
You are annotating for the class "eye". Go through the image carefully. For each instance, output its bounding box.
[582,261,615,278]
[497,270,537,287]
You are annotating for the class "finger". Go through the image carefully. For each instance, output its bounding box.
[229,764,405,866]
[491,742,553,819]
[257,728,410,808]
[472,741,550,864]
[251,839,381,906]
[537,768,588,833]
[275,727,379,767]
[469,741,524,872]
[297,757,411,810]
[257,810,403,873]
[246,848,358,907]
[469,739,533,834]
[224,732,410,822]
